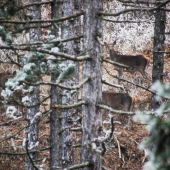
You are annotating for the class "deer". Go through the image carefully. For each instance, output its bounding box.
[105,42,151,83]
[102,91,136,129]
[102,91,135,111]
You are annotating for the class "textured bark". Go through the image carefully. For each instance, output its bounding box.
[151,3,166,110]
[61,0,81,168]
[50,1,63,169]
[81,0,103,169]
[25,1,41,169]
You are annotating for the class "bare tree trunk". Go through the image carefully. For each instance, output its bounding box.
[25,1,41,169]
[50,1,63,169]
[61,0,81,168]
[151,2,166,110]
[81,0,103,169]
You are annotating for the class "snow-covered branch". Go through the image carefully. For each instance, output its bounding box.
[23,77,90,90]
[0,45,91,61]
[97,104,135,115]
[53,100,87,110]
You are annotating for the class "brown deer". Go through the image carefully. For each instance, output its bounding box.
[105,42,150,82]
[102,91,135,111]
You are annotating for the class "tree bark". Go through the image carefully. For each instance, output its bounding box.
[25,1,41,169]
[61,0,81,168]
[50,0,63,169]
[151,2,166,110]
[81,0,103,169]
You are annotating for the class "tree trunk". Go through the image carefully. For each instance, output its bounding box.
[151,2,166,110]
[25,1,41,169]
[81,0,103,169]
[61,0,81,168]
[50,1,63,169]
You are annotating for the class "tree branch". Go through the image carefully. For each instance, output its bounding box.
[102,79,124,89]
[98,1,170,17]
[0,110,52,143]
[53,100,87,110]
[97,104,135,115]
[23,77,90,90]
[65,162,90,170]
[10,95,51,108]
[102,57,130,69]
[0,146,50,155]
[0,45,91,61]
[12,35,84,47]
[0,11,84,24]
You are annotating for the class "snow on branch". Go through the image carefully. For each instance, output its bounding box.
[0,45,91,61]
[10,95,51,108]
[53,100,87,110]
[23,77,90,90]
[97,104,135,115]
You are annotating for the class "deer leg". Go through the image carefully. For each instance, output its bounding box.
[117,69,123,84]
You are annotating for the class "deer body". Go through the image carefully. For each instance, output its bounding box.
[102,91,135,111]
[107,43,150,80]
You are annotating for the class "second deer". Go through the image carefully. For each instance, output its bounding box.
[105,42,150,83]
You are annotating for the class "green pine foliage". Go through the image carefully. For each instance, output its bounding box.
[133,81,170,170]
